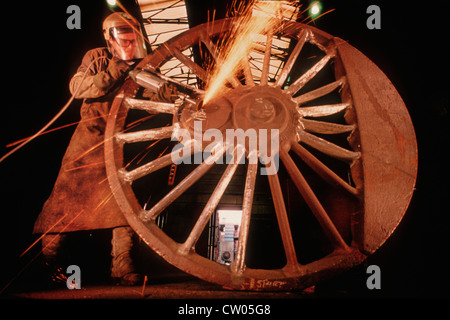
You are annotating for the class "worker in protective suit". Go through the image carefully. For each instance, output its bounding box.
[33,12,177,285]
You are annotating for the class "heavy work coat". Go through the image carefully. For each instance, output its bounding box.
[33,48,176,234]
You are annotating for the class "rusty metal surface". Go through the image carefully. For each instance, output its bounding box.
[104,18,417,291]
[335,40,418,253]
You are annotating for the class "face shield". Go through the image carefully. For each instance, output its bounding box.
[108,25,147,61]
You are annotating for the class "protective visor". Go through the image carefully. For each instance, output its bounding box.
[109,26,147,61]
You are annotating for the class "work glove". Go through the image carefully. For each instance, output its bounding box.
[93,57,131,92]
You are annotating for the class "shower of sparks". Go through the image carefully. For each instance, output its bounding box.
[202,1,335,104]
[203,1,285,104]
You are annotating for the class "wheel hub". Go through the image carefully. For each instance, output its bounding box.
[231,86,297,131]
[178,85,298,151]
[249,97,275,121]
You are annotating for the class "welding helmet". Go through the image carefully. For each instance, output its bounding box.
[103,12,147,61]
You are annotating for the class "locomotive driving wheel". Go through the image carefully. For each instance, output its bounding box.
[104,18,417,291]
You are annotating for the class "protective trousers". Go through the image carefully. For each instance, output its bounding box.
[41,226,137,280]
[110,226,136,278]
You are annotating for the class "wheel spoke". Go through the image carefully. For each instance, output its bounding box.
[266,166,299,269]
[171,47,210,83]
[260,29,273,85]
[116,125,176,144]
[141,144,226,222]
[199,31,219,59]
[124,96,179,114]
[285,51,335,96]
[297,129,360,162]
[293,77,346,105]
[300,118,355,135]
[297,102,350,118]
[120,139,195,183]
[232,157,258,274]
[242,53,255,86]
[291,143,359,195]
[179,146,245,255]
[276,29,308,87]
[280,149,348,250]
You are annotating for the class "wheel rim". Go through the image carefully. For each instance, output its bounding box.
[104,18,417,291]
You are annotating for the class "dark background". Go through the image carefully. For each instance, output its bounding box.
[0,0,449,299]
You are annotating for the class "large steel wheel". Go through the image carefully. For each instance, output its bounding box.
[104,18,417,291]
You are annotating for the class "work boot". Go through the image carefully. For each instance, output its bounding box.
[111,226,143,285]
[41,233,67,287]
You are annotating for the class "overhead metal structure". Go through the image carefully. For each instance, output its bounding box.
[139,0,190,49]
